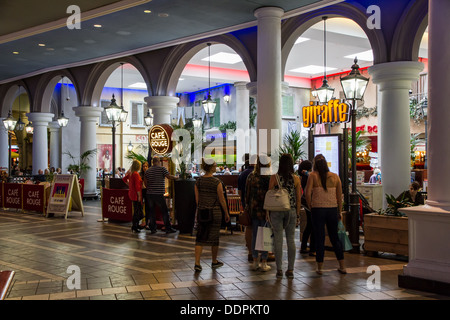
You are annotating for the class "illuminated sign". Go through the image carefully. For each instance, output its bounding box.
[302,99,351,128]
[149,124,173,155]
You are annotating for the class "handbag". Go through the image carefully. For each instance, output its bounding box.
[254,222,274,252]
[338,220,353,251]
[263,174,291,211]
[239,205,252,227]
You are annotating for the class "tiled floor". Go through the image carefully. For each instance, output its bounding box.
[1,200,448,302]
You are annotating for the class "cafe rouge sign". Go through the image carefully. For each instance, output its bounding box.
[302,99,351,128]
[149,124,173,155]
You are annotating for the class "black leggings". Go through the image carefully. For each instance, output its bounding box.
[301,207,315,252]
[311,207,344,263]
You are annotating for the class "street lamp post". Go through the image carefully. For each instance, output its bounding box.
[340,58,369,253]
[3,111,17,179]
[104,94,123,175]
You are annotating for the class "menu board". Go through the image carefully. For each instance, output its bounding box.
[313,134,341,176]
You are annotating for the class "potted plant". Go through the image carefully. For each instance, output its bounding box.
[277,130,307,163]
[64,148,97,178]
[363,193,410,256]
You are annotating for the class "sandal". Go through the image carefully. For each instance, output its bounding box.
[337,268,347,274]
[194,264,202,272]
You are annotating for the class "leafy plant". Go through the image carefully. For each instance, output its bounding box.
[219,121,236,131]
[410,133,424,161]
[64,148,97,178]
[277,130,306,162]
[125,150,147,164]
[348,130,370,163]
[377,193,413,217]
[249,97,257,128]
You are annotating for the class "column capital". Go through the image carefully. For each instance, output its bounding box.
[73,106,103,120]
[144,96,179,109]
[368,61,424,90]
[26,112,54,125]
[246,81,258,97]
[48,121,60,131]
[234,82,249,90]
[144,96,180,125]
[254,6,284,19]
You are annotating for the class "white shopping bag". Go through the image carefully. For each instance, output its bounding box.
[255,224,274,252]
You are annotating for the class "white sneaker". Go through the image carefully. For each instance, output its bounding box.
[260,262,271,272]
[251,259,260,271]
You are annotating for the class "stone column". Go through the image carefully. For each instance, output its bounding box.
[254,6,284,157]
[369,61,423,203]
[398,0,450,290]
[49,121,61,170]
[144,96,180,125]
[0,125,8,171]
[74,106,102,197]
[234,82,250,169]
[246,82,258,158]
[26,113,54,175]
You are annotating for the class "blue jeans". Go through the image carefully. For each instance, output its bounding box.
[311,207,344,263]
[270,209,297,271]
[251,218,269,260]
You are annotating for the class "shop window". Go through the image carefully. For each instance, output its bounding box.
[99,100,112,127]
[131,101,145,127]
[282,95,294,118]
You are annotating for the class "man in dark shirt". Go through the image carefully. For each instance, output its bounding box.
[144,157,178,234]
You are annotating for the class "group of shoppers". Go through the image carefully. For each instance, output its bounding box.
[192,152,346,278]
[123,157,178,234]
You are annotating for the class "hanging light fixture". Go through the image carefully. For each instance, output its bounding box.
[340,57,369,101]
[202,43,216,116]
[119,63,128,122]
[57,77,69,127]
[15,86,26,132]
[127,141,133,152]
[315,16,335,104]
[144,108,153,127]
[26,121,33,134]
[3,110,17,131]
[192,113,202,129]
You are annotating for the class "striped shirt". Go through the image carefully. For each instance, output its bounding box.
[145,165,169,195]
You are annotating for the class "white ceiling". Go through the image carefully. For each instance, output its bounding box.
[103,18,429,93]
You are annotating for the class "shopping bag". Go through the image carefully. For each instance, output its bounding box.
[338,220,353,251]
[255,223,274,252]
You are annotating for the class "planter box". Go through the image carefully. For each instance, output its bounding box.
[363,213,409,256]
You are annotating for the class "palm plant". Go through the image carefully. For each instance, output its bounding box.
[64,148,97,178]
[348,130,370,163]
[278,130,307,162]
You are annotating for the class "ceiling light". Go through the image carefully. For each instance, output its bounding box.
[294,37,310,44]
[202,52,242,64]
[128,82,147,89]
[144,10,151,13]
[12,52,19,55]
[344,50,373,62]
[94,24,102,28]
[158,13,169,17]
[290,65,336,75]
[179,78,184,81]
[38,43,46,47]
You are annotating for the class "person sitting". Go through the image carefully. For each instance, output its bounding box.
[396,181,424,206]
[369,168,381,184]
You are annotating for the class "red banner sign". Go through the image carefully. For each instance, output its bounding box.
[102,188,132,221]
[22,184,45,213]
[3,183,22,209]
